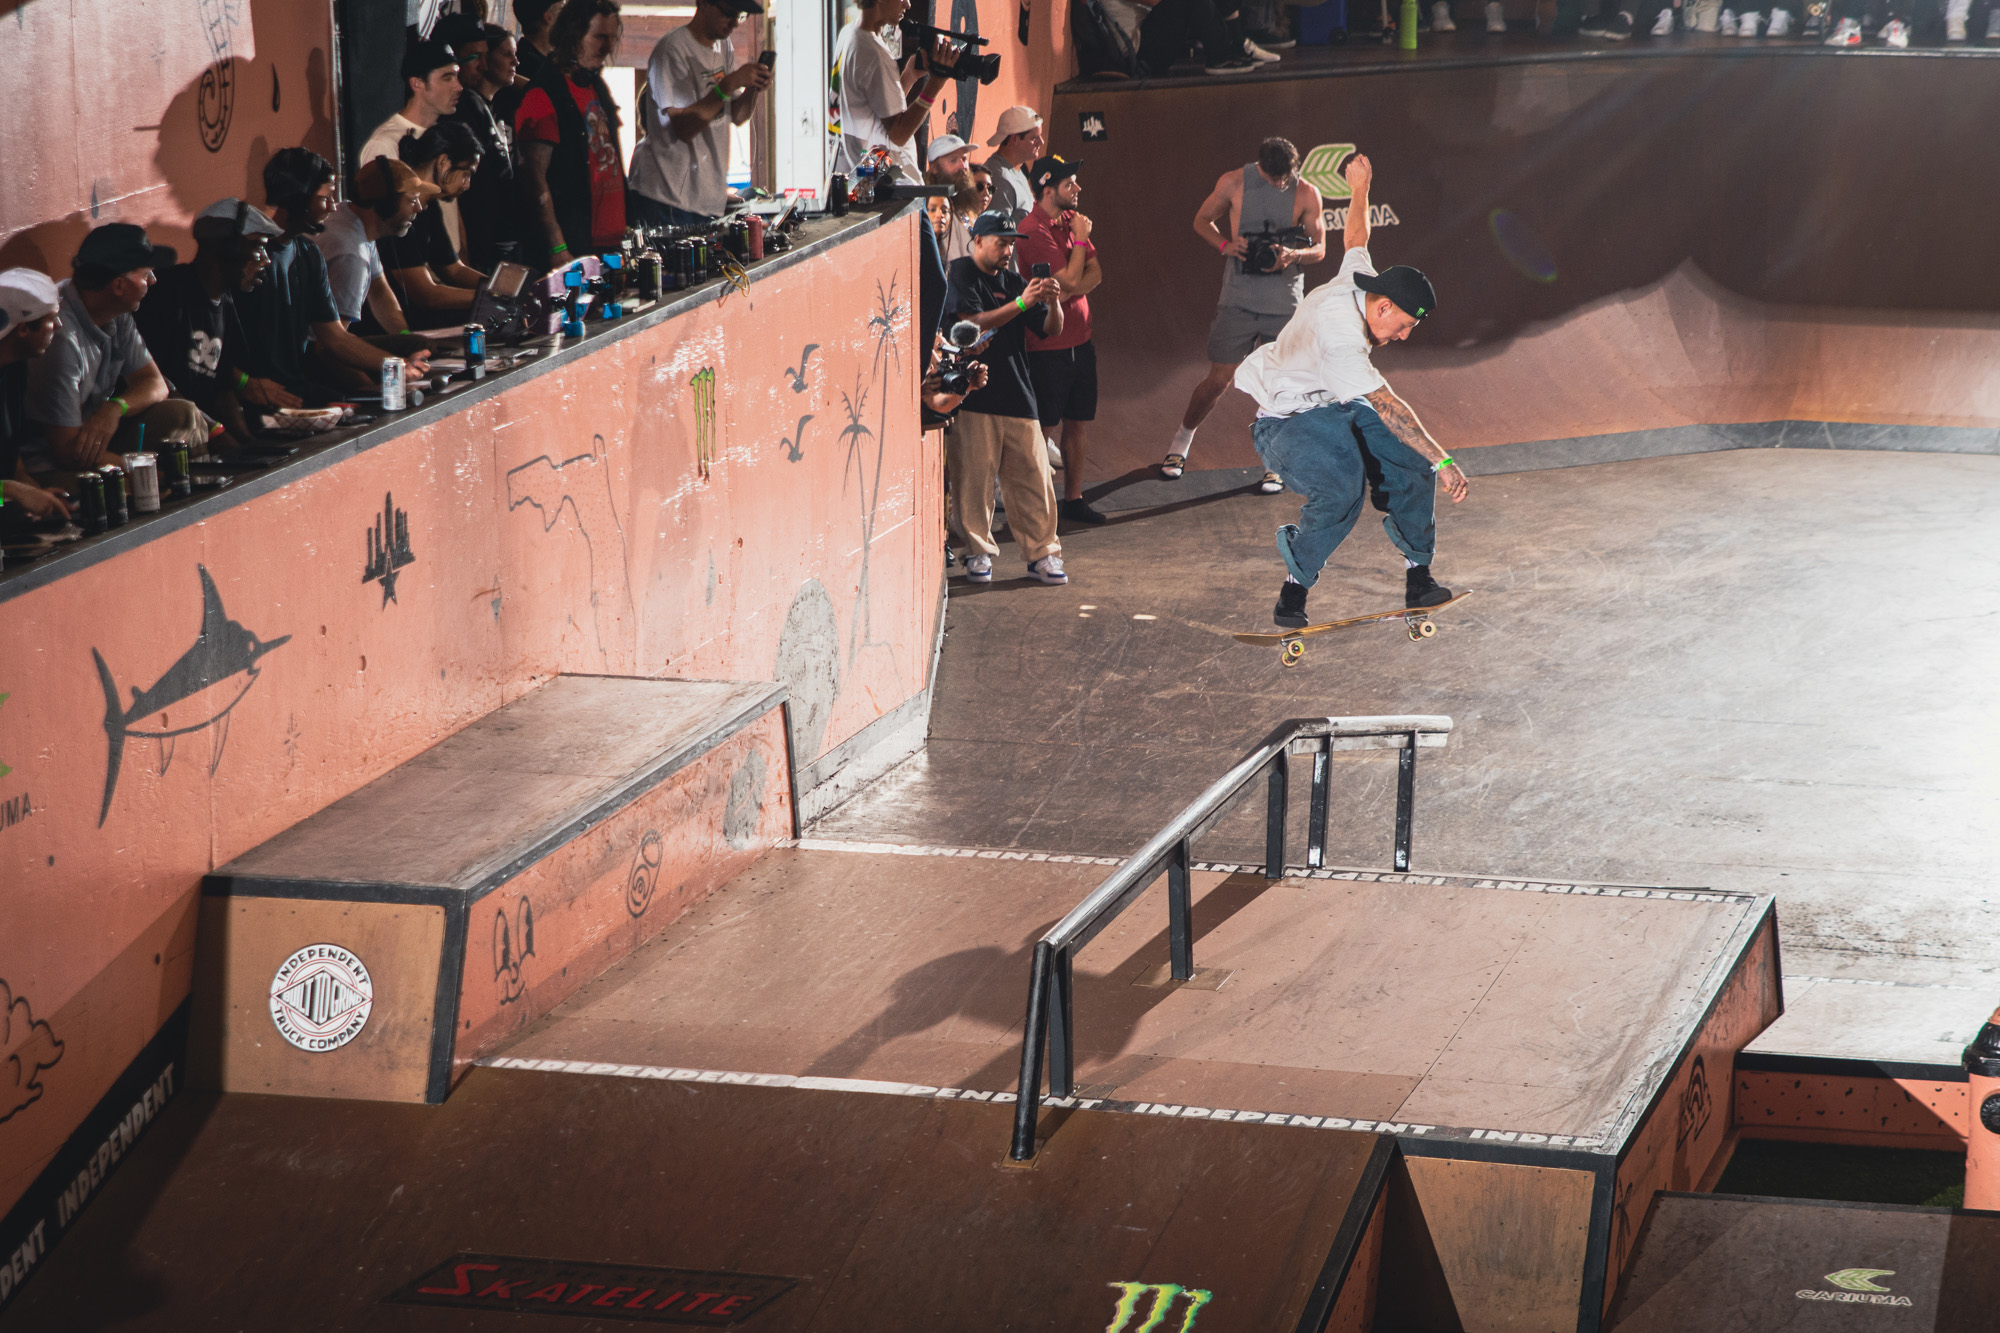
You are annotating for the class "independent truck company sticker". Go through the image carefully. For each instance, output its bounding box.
[269,944,374,1051]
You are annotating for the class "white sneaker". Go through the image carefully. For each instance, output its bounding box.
[966,553,992,583]
[1244,38,1283,61]
[1988,8,2000,38]
[1651,6,1675,32]
[1719,7,1737,30]
[1824,14,1861,40]
[1045,437,1063,470]
[1880,16,1909,43]
[1433,1,1458,28]
[1765,7,1791,33]
[1486,0,1508,28]
[1026,555,1068,585]
[1946,14,1966,38]
[1737,9,1763,34]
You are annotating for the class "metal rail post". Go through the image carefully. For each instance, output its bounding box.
[1307,737,1331,868]
[1010,943,1053,1160]
[1049,949,1076,1098]
[1167,839,1194,981]
[1265,752,1289,879]
[1393,732,1417,872]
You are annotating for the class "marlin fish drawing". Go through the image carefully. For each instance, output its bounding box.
[92,565,290,826]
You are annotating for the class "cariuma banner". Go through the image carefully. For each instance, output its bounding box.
[1299,144,1401,232]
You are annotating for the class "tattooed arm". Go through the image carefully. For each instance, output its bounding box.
[1364,385,1469,502]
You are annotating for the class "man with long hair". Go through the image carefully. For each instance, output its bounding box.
[517,0,626,264]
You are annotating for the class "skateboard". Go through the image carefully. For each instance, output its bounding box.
[1233,592,1473,667]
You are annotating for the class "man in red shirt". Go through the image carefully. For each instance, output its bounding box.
[517,0,626,265]
[1015,156,1105,526]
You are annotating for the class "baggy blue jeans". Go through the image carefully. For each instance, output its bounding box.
[1251,399,1437,588]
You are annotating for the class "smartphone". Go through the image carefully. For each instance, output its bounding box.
[1030,262,1051,278]
[758,50,777,71]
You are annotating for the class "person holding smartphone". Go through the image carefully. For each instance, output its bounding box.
[628,0,771,229]
[1014,156,1105,526]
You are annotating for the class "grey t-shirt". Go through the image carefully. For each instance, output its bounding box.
[629,26,736,219]
[20,279,153,471]
[987,159,1032,225]
[312,203,386,324]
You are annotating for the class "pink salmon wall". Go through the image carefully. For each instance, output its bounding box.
[0,213,940,1218]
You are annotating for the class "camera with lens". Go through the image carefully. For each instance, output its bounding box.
[933,320,983,396]
[898,17,1003,85]
[1240,222,1312,276]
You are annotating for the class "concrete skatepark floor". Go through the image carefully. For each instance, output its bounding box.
[815,448,2000,1002]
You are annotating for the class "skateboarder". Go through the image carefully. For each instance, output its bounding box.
[1233,153,1468,628]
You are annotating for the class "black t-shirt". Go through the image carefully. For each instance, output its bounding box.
[447,88,522,269]
[945,256,1048,421]
[0,359,26,483]
[134,264,246,413]
[233,234,342,396]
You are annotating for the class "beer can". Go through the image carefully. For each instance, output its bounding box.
[78,469,107,533]
[828,174,849,217]
[638,251,662,300]
[122,451,161,513]
[465,323,487,367]
[381,357,407,411]
[101,464,129,527]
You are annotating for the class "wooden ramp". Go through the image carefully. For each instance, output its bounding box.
[0,1066,1391,1332]
[1609,1193,2000,1331]
[491,844,1782,1332]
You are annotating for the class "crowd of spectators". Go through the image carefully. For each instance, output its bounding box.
[0,0,794,525]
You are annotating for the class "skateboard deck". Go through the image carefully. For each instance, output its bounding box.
[1235,591,1473,665]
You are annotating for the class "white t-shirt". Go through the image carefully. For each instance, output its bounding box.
[630,25,736,218]
[1234,247,1388,418]
[833,21,921,182]
[312,203,387,324]
[362,113,463,256]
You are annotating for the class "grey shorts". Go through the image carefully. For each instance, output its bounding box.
[1206,304,1293,364]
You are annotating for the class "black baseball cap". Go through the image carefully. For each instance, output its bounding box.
[75,223,177,274]
[1028,155,1079,196]
[969,210,1023,239]
[1354,265,1437,320]
[699,0,766,13]
[402,37,459,82]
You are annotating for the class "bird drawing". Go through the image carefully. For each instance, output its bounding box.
[781,414,814,462]
[785,343,819,393]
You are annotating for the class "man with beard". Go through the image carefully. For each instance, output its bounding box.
[1014,155,1104,525]
[0,268,72,525]
[925,134,976,264]
[309,157,442,390]
[380,123,491,324]
[517,0,628,262]
[135,198,302,448]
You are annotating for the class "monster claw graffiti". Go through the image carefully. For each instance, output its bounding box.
[92,565,290,826]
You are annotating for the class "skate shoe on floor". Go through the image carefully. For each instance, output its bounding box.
[1651,7,1676,32]
[1824,15,1862,40]
[1488,1,1509,29]
[1766,8,1792,33]
[1432,2,1458,28]
[1406,565,1453,609]
[1027,555,1068,585]
[1946,14,1966,38]
[1602,10,1635,36]
[1880,17,1909,43]
[1275,581,1310,628]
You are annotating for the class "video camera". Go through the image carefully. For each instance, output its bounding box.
[897,17,1002,85]
[933,320,987,396]
[1240,222,1313,277]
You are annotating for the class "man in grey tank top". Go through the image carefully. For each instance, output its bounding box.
[1162,137,1326,492]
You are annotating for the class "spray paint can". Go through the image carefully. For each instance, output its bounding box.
[380,357,407,411]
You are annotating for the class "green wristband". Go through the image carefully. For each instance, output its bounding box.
[1013,295,1027,312]
[550,243,570,258]
[235,369,250,390]
[110,396,131,416]
[1432,455,1455,473]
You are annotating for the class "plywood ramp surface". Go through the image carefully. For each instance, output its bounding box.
[497,846,1770,1146]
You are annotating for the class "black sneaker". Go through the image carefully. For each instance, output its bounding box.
[1274,581,1309,628]
[1602,10,1634,36]
[1203,54,1258,73]
[1248,26,1297,47]
[1405,565,1452,609]
[1059,497,1108,526]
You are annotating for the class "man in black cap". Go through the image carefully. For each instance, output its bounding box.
[136,198,304,449]
[1014,154,1105,526]
[944,210,1068,586]
[628,0,770,229]
[21,224,214,481]
[1232,154,1469,628]
[365,37,469,261]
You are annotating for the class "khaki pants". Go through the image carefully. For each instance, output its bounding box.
[946,410,1061,564]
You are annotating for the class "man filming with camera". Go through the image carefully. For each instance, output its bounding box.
[1162,136,1324,494]
[833,0,964,183]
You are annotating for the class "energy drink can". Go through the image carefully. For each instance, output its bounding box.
[381,357,407,411]
[464,323,487,367]
[122,452,161,512]
[165,443,193,498]
[100,463,129,527]
[828,174,849,217]
[78,469,107,533]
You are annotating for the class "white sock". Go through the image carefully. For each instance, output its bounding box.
[1171,426,1195,454]
[1285,574,1302,585]
[1406,557,1421,569]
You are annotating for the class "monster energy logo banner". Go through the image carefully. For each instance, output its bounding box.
[1106,1282,1212,1332]
[691,367,717,480]
[1796,1269,1913,1306]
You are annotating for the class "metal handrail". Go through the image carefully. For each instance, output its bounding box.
[1008,715,1453,1161]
